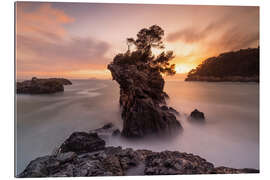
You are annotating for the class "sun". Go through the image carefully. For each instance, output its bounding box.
[175,63,197,74]
[175,65,192,74]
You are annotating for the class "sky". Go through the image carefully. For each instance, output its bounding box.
[16,2,259,79]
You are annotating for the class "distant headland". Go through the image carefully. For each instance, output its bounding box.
[185,47,259,82]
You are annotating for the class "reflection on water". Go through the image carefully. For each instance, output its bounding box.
[15,80,259,175]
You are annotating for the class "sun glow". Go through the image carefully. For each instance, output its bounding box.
[67,69,110,79]
[175,64,193,74]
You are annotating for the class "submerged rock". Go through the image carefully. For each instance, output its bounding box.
[19,128,259,177]
[16,77,72,94]
[88,123,121,140]
[189,109,205,121]
[108,60,182,138]
[112,129,121,136]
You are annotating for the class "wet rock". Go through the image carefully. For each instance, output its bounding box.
[189,109,205,121]
[59,132,105,154]
[16,77,72,94]
[102,155,123,175]
[102,123,113,129]
[112,129,121,136]
[56,152,77,163]
[89,123,120,140]
[108,61,182,138]
[144,151,215,175]
[19,130,259,177]
[18,156,60,177]
[117,148,140,170]
[161,106,180,115]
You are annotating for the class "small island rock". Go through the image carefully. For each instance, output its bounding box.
[16,77,72,94]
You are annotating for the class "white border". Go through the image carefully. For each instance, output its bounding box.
[1,0,270,179]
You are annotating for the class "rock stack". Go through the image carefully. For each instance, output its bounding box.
[108,60,182,138]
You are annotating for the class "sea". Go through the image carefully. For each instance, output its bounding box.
[15,79,259,175]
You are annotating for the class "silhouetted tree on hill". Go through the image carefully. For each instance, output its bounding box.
[186,47,259,79]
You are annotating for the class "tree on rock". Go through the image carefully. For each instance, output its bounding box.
[108,25,182,138]
[115,25,176,76]
[127,25,165,52]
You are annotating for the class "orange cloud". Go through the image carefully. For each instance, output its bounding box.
[165,7,259,74]
[16,2,75,42]
[16,3,259,79]
[16,2,111,80]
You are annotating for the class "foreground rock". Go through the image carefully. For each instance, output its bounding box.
[108,60,182,138]
[16,77,72,94]
[59,132,105,154]
[189,109,205,121]
[19,125,259,177]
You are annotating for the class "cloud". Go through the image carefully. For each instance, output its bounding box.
[167,21,259,51]
[17,34,110,71]
[16,3,259,78]
[165,6,259,71]
[16,2,75,42]
[17,35,109,61]
[214,27,259,51]
[166,19,227,43]
[166,6,259,52]
[16,2,111,77]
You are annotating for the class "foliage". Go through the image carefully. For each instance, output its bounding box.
[187,47,259,78]
[113,25,176,76]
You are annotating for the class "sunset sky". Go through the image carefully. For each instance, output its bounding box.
[16,2,259,79]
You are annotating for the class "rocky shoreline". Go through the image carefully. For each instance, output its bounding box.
[16,77,72,94]
[185,75,259,82]
[18,124,259,177]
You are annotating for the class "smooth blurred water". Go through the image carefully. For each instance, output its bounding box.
[15,79,259,175]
